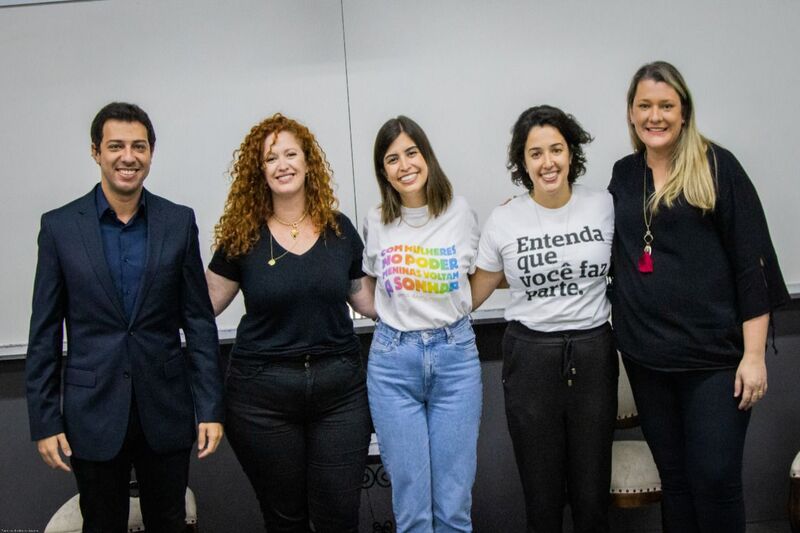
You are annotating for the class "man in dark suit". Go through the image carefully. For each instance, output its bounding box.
[25,102,224,532]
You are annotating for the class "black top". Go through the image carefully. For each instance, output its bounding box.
[209,213,365,359]
[608,144,789,370]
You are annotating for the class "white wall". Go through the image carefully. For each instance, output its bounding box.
[0,0,354,354]
[2,0,798,355]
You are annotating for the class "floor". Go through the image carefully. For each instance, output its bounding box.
[632,519,789,533]
[746,521,791,533]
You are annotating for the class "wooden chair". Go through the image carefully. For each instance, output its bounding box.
[362,432,394,532]
[44,482,198,533]
[609,355,662,508]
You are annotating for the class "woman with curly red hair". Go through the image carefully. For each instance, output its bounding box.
[206,113,376,532]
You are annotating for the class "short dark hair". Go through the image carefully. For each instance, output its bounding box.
[90,102,156,151]
[373,116,452,224]
[507,105,592,191]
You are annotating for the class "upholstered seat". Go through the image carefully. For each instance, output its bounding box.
[367,431,382,466]
[610,441,662,507]
[615,358,639,429]
[790,451,800,533]
[44,487,197,533]
[609,355,662,508]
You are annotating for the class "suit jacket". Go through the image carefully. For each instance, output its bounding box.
[25,187,224,461]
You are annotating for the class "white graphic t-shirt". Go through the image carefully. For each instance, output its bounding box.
[363,196,479,331]
[476,184,613,332]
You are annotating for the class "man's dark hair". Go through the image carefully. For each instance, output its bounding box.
[91,102,156,151]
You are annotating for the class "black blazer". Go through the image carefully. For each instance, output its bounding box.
[25,187,224,461]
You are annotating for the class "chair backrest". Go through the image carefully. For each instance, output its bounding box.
[616,353,639,429]
[610,353,663,507]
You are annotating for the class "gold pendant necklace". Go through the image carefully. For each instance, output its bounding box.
[267,229,299,266]
[273,211,307,239]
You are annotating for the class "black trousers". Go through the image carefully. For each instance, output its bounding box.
[70,395,191,533]
[502,322,618,533]
[225,350,371,533]
[623,358,751,533]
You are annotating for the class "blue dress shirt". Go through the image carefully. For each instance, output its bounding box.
[95,185,147,320]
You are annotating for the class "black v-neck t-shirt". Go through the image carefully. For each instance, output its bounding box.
[209,213,365,359]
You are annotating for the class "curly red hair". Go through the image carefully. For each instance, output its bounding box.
[213,113,340,257]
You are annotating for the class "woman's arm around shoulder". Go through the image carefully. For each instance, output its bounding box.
[470,202,507,310]
[470,268,505,311]
[205,269,239,317]
[348,276,377,319]
[455,196,482,272]
[335,212,377,319]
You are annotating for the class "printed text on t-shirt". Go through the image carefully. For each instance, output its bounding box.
[380,244,460,297]
[515,226,608,300]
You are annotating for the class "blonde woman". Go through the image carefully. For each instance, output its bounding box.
[206,114,375,532]
[608,61,789,533]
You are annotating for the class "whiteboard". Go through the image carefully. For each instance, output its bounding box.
[1,0,798,357]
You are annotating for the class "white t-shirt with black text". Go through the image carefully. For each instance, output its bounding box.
[476,184,613,332]
[363,196,479,331]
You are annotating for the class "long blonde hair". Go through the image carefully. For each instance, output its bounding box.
[627,61,715,213]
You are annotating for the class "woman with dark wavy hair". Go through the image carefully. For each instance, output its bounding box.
[471,105,617,533]
[609,61,789,533]
[206,113,376,532]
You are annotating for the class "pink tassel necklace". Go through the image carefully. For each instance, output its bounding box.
[639,162,654,273]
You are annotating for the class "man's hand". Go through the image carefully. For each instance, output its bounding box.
[37,433,72,472]
[197,422,224,459]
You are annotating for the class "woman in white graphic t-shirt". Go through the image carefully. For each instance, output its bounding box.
[471,105,617,533]
[362,115,482,533]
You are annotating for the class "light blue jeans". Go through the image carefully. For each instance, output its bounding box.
[367,315,483,533]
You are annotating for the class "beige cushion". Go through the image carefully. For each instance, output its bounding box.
[610,440,661,494]
[368,432,381,458]
[44,488,197,533]
[791,451,800,478]
[616,352,638,422]
[44,494,82,533]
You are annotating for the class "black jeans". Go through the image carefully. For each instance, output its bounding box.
[623,358,751,533]
[225,350,371,533]
[70,395,190,533]
[502,322,618,533]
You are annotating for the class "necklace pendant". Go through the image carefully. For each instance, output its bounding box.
[290,227,299,239]
[638,248,653,273]
[267,258,276,266]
